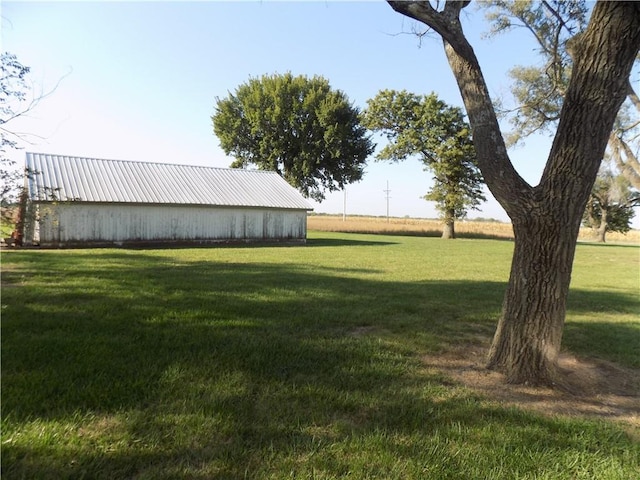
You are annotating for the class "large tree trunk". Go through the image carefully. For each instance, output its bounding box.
[487,214,578,384]
[488,3,638,382]
[387,1,640,385]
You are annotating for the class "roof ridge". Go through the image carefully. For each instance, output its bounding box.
[25,152,278,175]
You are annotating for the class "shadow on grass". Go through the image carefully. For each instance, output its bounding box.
[305,237,398,247]
[456,232,514,241]
[17,236,397,251]
[317,228,514,242]
[124,237,399,250]
[2,250,638,478]
[576,241,640,249]
[2,255,500,418]
[563,321,640,368]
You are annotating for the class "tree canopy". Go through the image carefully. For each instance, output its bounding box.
[363,89,485,238]
[212,73,374,201]
[483,0,589,147]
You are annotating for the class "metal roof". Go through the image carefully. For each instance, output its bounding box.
[25,153,313,210]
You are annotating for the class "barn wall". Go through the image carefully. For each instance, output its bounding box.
[28,203,308,247]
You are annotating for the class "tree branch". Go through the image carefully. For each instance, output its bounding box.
[387,1,533,218]
[609,131,640,190]
[626,79,640,112]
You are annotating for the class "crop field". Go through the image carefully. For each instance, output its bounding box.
[308,214,640,243]
[1,231,639,479]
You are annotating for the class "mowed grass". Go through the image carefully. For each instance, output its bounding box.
[1,231,638,479]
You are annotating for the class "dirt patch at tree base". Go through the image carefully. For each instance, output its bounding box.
[423,345,640,431]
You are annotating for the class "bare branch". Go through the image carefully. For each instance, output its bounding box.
[540,1,572,36]
[387,1,464,45]
[627,79,640,112]
[1,66,71,125]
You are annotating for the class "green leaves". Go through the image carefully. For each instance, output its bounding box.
[363,89,486,223]
[583,165,637,237]
[212,73,374,201]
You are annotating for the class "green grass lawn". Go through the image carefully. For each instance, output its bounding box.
[2,231,638,479]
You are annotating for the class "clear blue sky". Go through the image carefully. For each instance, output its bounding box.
[3,1,635,226]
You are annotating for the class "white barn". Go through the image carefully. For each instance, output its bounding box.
[22,153,313,247]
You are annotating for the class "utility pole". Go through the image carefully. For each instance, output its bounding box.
[384,180,391,223]
[343,188,347,221]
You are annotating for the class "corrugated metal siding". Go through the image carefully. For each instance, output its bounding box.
[33,204,307,246]
[25,153,313,210]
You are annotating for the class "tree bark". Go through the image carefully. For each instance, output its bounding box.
[487,216,574,384]
[14,189,28,247]
[387,0,640,385]
[442,209,456,239]
[595,210,607,243]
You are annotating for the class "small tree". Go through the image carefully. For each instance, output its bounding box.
[1,52,31,225]
[212,73,374,201]
[363,89,485,238]
[1,52,63,240]
[583,165,638,242]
